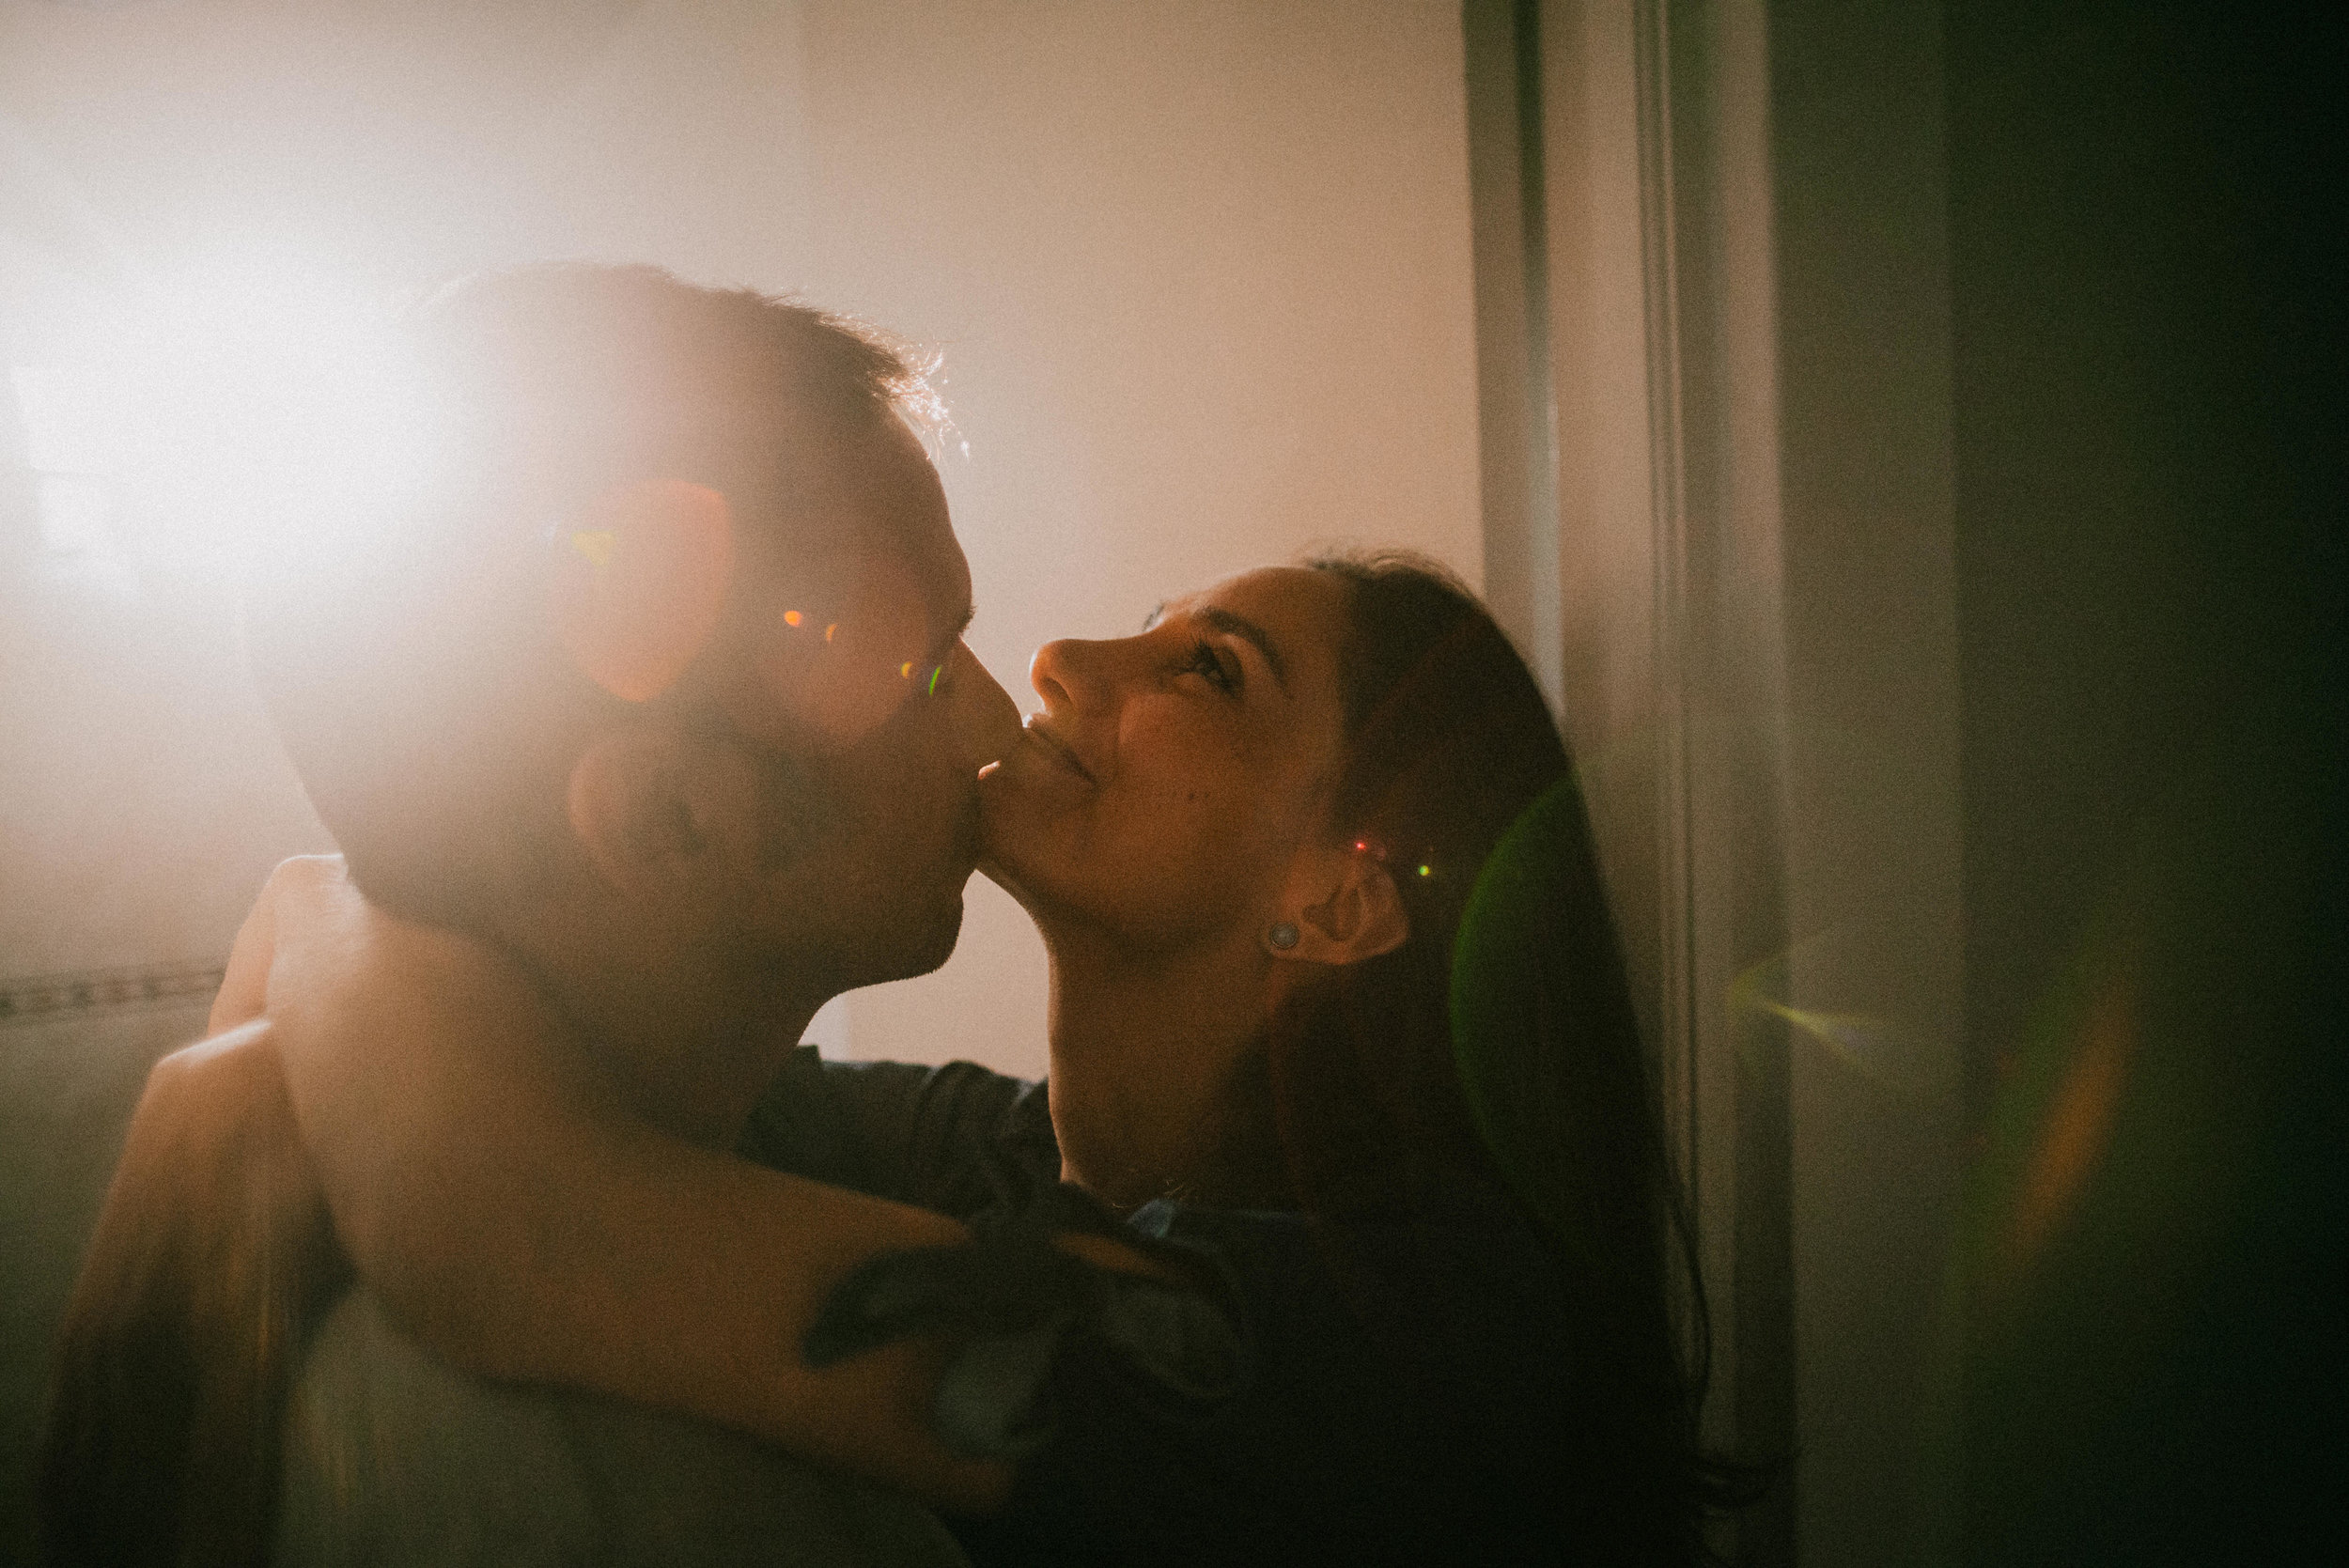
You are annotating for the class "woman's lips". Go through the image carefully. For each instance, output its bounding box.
[1021,715,1095,783]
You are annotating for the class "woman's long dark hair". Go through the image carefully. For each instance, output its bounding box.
[1263,549,1737,1561]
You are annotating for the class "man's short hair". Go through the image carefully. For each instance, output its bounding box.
[243,264,938,924]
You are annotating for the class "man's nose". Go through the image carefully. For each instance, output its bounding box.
[952,641,1021,770]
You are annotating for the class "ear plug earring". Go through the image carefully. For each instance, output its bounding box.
[1268,922,1300,951]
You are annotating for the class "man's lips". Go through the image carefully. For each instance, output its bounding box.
[1021,715,1096,783]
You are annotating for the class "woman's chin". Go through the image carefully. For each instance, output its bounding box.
[977,755,1051,854]
[978,760,1120,932]
[975,809,1086,930]
[974,792,1048,904]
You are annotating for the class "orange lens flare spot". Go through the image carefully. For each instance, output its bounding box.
[824,623,838,644]
[899,660,915,679]
[552,479,735,704]
[784,610,802,627]
[1999,972,2137,1285]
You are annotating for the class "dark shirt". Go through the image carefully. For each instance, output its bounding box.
[738,1048,1581,1567]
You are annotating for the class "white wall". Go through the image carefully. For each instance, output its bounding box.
[0,0,1480,1079]
[794,0,1480,1073]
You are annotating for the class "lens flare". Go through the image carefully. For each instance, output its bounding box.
[17,258,450,589]
[568,531,616,569]
[550,480,735,704]
[1449,776,1626,1249]
[1998,971,2136,1284]
[1727,946,1935,1095]
[1963,921,2147,1311]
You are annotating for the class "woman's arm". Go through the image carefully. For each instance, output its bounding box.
[247,859,1017,1513]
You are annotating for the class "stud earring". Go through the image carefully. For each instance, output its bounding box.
[1268,922,1300,951]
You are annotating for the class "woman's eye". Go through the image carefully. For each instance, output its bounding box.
[1184,640,1238,694]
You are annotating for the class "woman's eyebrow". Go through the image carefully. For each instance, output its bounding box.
[1196,607,1290,696]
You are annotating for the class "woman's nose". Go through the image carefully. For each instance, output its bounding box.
[1028,637,1083,717]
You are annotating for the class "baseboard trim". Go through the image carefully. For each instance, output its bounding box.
[0,960,226,1027]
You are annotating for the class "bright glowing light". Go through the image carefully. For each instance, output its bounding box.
[14,258,449,585]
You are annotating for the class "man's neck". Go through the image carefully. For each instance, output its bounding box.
[509,920,826,1152]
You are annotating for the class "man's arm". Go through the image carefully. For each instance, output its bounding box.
[245,859,1027,1514]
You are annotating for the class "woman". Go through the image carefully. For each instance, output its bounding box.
[186,552,1727,1561]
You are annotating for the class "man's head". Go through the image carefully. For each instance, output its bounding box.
[246,264,1016,1007]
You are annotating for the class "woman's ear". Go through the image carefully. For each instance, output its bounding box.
[1276,846,1410,967]
[564,724,762,900]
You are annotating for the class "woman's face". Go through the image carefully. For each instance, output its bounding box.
[979,566,1357,950]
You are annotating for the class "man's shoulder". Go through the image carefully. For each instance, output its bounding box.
[275,1288,970,1568]
[739,1047,1054,1215]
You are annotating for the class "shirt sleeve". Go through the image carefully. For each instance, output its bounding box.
[735,1046,1058,1220]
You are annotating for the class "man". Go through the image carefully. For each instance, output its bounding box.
[39,264,1019,1565]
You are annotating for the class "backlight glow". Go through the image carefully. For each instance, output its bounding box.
[12,258,448,588]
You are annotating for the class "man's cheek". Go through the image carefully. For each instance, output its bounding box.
[751,647,915,749]
[732,555,938,749]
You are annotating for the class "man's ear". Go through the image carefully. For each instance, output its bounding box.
[1275,846,1411,967]
[564,724,762,899]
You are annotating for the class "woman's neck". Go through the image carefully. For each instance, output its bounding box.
[1038,919,1295,1212]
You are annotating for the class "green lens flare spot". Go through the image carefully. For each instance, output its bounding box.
[1449,776,1622,1250]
